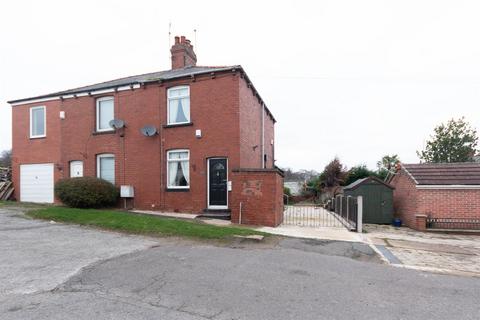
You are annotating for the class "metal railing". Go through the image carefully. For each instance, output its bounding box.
[283,204,345,228]
[426,218,480,230]
[327,195,363,232]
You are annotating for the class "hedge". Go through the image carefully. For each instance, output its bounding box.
[54,177,119,208]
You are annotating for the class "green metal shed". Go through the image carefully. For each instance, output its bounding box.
[343,176,394,224]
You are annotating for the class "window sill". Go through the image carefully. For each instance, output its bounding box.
[165,188,190,192]
[163,122,193,129]
[92,130,115,136]
[30,136,46,140]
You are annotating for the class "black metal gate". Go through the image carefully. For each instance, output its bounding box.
[283,196,363,232]
[283,205,346,228]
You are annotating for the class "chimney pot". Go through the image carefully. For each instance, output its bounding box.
[170,35,197,69]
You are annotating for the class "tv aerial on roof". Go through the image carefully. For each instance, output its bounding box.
[109,119,125,129]
[140,125,158,137]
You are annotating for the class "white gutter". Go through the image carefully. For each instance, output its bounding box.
[9,84,141,106]
[416,185,480,190]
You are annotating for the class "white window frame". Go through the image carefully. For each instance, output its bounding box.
[95,96,115,132]
[96,153,115,184]
[167,86,190,125]
[167,149,190,189]
[30,106,46,138]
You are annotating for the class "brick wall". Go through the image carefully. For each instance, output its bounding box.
[11,99,62,202]
[391,170,418,228]
[12,72,241,211]
[230,169,284,227]
[238,77,275,169]
[417,189,480,220]
[391,169,480,230]
[11,69,281,220]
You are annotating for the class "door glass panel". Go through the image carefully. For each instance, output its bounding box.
[209,159,227,207]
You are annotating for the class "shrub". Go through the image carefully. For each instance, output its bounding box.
[55,177,119,208]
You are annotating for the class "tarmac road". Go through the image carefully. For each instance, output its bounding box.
[1,207,479,320]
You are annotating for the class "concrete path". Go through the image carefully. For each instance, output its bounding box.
[258,225,362,242]
[131,210,199,220]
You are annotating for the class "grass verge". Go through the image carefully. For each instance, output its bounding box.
[27,206,267,240]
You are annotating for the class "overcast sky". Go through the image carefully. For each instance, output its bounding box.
[1,0,480,171]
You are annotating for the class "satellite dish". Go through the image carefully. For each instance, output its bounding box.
[109,119,125,129]
[140,125,158,137]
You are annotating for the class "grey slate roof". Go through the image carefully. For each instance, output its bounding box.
[8,65,239,104]
[402,163,480,185]
[343,176,394,190]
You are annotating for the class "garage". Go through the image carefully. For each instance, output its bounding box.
[20,163,54,203]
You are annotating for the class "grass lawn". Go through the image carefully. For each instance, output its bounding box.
[27,206,267,240]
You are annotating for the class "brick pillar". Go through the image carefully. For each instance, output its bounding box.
[415,214,427,231]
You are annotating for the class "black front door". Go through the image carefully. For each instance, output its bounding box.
[208,158,227,208]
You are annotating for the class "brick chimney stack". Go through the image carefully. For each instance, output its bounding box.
[170,35,197,69]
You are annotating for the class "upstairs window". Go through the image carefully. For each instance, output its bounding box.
[167,150,190,189]
[97,154,115,184]
[96,97,114,132]
[30,106,46,138]
[167,86,190,125]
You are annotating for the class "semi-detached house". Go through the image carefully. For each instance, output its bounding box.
[8,36,284,227]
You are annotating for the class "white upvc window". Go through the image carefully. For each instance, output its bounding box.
[167,86,190,125]
[96,154,115,184]
[167,149,190,189]
[30,106,46,138]
[96,97,114,132]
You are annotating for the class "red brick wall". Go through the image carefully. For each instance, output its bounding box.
[391,169,480,230]
[11,70,280,220]
[11,100,62,202]
[230,169,284,227]
[12,72,242,211]
[238,78,275,169]
[417,189,480,220]
[391,170,418,228]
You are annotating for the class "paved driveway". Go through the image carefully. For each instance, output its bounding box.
[1,207,479,319]
[364,224,480,275]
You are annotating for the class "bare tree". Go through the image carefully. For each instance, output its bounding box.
[0,149,12,167]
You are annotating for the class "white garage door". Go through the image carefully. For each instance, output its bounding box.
[20,163,54,203]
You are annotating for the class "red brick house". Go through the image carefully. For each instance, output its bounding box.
[390,163,480,231]
[8,36,284,227]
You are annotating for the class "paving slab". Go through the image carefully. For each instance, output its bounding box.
[364,224,480,276]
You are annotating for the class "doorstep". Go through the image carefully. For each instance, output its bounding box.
[198,209,231,220]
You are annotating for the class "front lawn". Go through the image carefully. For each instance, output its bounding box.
[27,207,266,240]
